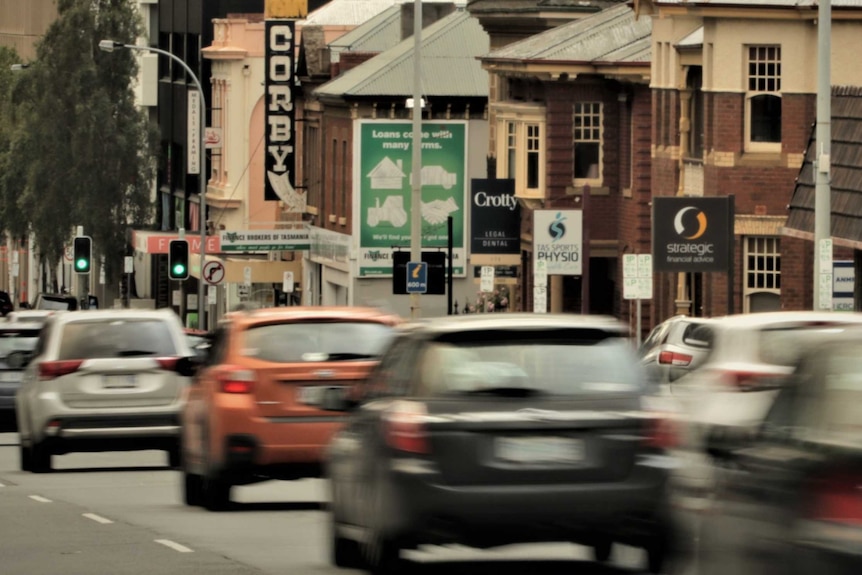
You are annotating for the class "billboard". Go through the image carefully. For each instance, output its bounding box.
[652,197,733,272]
[533,210,583,275]
[470,179,520,264]
[264,20,303,211]
[356,120,467,277]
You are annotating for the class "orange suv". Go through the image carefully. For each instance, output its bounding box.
[180,306,400,510]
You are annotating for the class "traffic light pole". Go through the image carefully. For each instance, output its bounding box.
[99,40,208,329]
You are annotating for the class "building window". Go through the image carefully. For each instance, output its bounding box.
[573,102,602,182]
[746,45,781,151]
[744,236,781,313]
[330,138,337,220]
[303,122,320,211]
[341,140,347,220]
[495,104,546,197]
[506,122,516,180]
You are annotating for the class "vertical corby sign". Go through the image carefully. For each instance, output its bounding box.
[264,20,301,209]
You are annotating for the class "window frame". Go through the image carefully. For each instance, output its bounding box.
[572,101,603,187]
[743,235,781,313]
[744,45,782,153]
[494,103,546,197]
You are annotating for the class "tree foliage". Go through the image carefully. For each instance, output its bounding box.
[0,0,158,285]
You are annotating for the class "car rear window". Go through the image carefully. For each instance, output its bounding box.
[58,319,178,359]
[759,322,861,366]
[0,327,40,361]
[242,321,395,362]
[419,330,644,396]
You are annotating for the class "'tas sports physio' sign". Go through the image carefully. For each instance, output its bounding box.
[652,196,733,272]
[533,210,583,275]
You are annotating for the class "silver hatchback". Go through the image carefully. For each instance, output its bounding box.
[15,309,194,472]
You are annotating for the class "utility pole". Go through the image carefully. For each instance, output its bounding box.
[814,0,832,310]
[409,0,423,319]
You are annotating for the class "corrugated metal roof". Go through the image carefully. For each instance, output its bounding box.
[483,3,651,63]
[300,0,452,26]
[328,5,404,63]
[786,86,862,245]
[654,1,862,7]
[315,10,489,98]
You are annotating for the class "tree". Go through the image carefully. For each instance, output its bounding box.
[0,0,158,294]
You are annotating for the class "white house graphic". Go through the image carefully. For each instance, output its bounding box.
[410,165,457,189]
[367,157,406,189]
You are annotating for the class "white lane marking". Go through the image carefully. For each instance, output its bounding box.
[29,495,52,503]
[83,513,114,524]
[155,539,193,553]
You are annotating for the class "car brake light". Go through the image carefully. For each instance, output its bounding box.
[384,400,430,454]
[155,357,179,371]
[217,369,255,394]
[658,351,693,366]
[38,360,84,380]
[722,370,784,392]
[808,472,862,525]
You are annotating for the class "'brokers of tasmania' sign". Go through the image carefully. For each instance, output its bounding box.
[264,20,303,211]
[652,196,733,272]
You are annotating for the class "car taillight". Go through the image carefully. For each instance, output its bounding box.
[38,360,84,380]
[721,370,784,392]
[384,400,430,454]
[217,369,255,394]
[155,357,179,371]
[658,351,693,366]
[643,415,677,449]
[808,471,862,525]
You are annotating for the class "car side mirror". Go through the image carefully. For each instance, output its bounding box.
[320,387,357,412]
[175,356,201,378]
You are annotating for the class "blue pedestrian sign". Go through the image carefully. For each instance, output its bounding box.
[406,262,428,294]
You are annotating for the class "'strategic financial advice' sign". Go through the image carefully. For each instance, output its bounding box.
[652,197,733,272]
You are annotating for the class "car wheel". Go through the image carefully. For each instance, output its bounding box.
[30,442,51,473]
[183,470,204,506]
[19,444,31,472]
[592,540,613,563]
[202,476,231,511]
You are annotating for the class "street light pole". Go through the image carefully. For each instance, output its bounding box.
[99,40,207,327]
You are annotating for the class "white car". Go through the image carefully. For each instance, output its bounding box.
[15,309,195,472]
[666,310,862,497]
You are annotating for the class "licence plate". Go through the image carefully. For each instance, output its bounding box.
[103,374,138,389]
[297,385,346,406]
[495,436,584,464]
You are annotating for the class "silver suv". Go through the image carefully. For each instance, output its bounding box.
[15,309,194,472]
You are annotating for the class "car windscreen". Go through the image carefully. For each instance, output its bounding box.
[0,327,40,362]
[758,322,862,366]
[420,330,644,396]
[242,321,396,362]
[36,297,75,311]
[58,319,178,359]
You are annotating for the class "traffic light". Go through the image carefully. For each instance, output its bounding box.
[168,239,190,280]
[73,236,92,274]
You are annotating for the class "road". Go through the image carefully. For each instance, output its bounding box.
[0,427,698,575]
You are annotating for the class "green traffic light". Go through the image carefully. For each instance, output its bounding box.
[76,259,88,271]
[172,263,186,276]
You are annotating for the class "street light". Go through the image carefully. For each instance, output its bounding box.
[99,39,207,328]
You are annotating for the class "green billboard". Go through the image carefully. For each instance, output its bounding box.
[356,120,467,277]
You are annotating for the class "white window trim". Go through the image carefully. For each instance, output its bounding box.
[744,45,782,154]
[743,235,781,313]
[494,103,546,198]
[572,101,603,187]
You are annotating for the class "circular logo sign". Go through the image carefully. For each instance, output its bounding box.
[202,261,225,286]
